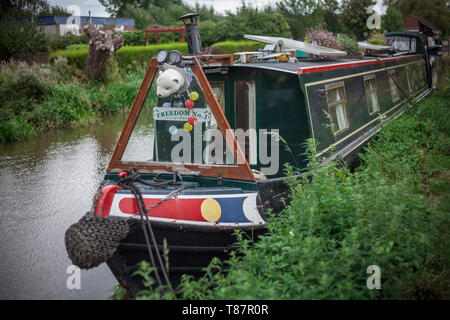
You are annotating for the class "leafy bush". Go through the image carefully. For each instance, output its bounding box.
[0,59,147,142]
[338,34,363,57]
[0,61,59,115]
[48,33,88,51]
[367,32,388,46]
[65,44,89,50]
[305,27,341,50]
[49,48,89,70]
[120,31,180,47]
[50,43,189,70]
[120,31,147,46]
[0,20,48,60]
[115,43,188,70]
[210,41,264,54]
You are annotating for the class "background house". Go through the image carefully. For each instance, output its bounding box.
[403,15,441,38]
[36,16,135,37]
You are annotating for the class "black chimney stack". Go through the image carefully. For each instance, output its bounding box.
[179,13,202,55]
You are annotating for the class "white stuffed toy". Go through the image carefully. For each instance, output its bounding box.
[156,64,190,98]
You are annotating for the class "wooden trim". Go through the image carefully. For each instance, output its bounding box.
[106,57,255,182]
[107,58,158,172]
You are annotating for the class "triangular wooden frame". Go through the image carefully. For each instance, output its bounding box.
[107,57,255,182]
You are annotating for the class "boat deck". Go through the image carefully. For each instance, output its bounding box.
[225,53,422,74]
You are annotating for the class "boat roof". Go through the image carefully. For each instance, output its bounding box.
[213,53,422,75]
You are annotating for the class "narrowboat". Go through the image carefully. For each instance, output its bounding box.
[65,15,433,296]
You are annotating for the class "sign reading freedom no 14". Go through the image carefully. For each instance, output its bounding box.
[153,107,211,122]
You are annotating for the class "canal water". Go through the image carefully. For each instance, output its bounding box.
[0,52,448,299]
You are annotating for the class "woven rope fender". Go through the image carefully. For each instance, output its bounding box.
[65,213,129,269]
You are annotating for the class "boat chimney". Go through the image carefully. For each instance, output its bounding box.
[179,13,202,55]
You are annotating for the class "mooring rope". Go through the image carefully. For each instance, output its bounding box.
[118,168,184,295]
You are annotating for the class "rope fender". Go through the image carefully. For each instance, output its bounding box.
[65,212,129,269]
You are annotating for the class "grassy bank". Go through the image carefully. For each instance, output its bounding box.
[0,58,148,143]
[124,80,450,300]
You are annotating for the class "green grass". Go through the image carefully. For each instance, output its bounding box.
[129,82,450,300]
[0,61,148,143]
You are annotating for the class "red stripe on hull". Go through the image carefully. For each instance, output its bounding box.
[119,198,207,221]
[297,54,422,74]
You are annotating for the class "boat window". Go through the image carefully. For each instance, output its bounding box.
[388,70,400,103]
[205,81,225,129]
[325,82,349,136]
[235,80,257,163]
[364,75,380,115]
[387,36,417,53]
[121,68,234,166]
[405,66,413,93]
[416,61,426,86]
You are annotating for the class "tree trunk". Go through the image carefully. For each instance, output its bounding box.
[83,21,123,80]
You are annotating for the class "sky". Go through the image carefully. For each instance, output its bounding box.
[47,0,386,17]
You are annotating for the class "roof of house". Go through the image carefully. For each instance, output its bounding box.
[404,16,440,33]
[35,16,135,26]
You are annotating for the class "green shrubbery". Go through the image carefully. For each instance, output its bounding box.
[0,20,48,60]
[210,41,264,54]
[338,35,363,57]
[49,48,89,69]
[120,31,180,46]
[0,59,147,142]
[48,33,88,51]
[50,43,189,70]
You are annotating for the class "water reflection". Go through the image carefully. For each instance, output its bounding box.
[0,114,127,299]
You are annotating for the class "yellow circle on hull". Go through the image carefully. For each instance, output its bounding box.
[200,198,221,222]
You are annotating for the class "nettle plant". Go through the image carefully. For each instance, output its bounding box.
[305,27,341,50]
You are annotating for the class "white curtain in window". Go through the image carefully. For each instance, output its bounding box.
[247,82,257,164]
[370,92,379,113]
[335,103,347,130]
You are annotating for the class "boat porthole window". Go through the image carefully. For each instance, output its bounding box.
[325,81,349,136]
[364,75,380,115]
[388,70,400,103]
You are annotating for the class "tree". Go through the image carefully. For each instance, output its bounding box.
[322,0,342,34]
[1,0,70,19]
[381,7,403,32]
[222,5,291,41]
[99,0,184,17]
[340,0,377,40]
[385,0,450,36]
[83,21,123,80]
[277,0,325,39]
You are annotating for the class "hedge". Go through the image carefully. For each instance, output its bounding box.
[210,40,265,54]
[49,40,266,70]
[50,43,188,70]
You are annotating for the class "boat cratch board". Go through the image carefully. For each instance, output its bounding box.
[153,107,211,122]
[107,57,255,182]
